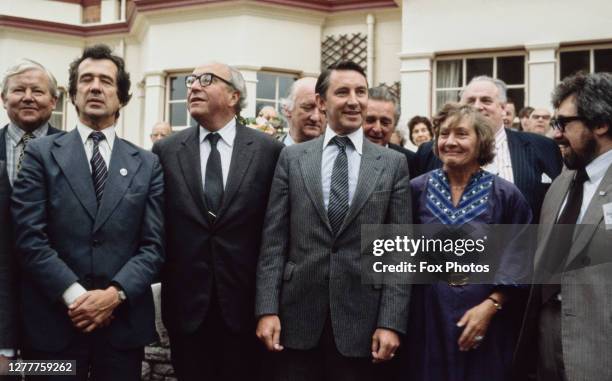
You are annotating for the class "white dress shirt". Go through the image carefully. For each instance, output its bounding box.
[283,132,295,147]
[5,122,48,185]
[558,149,612,223]
[62,123,116,307]
[484,126,514,183]
[199,119,236,191]
[321,126,363,209]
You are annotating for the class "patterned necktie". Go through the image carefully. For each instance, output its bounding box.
[17,132,35,173]
[90,131,108,206]
[541,167,589,303]
[204,133,224,218]
[328,136,352,235]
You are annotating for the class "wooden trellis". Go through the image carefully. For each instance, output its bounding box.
[321,33,367,70]
[378,81,401,103]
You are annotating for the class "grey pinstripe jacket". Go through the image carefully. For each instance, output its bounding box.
[255,135,412,357]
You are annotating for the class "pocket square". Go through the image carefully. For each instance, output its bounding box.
[541,173,552,183]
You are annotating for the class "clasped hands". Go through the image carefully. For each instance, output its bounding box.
[68,286,122,333]
[256,315,400,363]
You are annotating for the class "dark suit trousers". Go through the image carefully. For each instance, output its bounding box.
[537,299,567,381]
[169,286,263,381]
[22,330,143,381]
[271,316,375,381]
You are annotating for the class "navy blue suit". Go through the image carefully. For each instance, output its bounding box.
[414,129,562,222]
[11,129,164,379]
[0,124,62,163]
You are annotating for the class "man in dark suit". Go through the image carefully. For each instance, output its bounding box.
[153,62,283,381]
[363,85,417,179]
[415,76,562,221]
[255,61,411,381]
[11,44,164,381]
[514,72,612,381]
[1,59,62,187]
[0,161,17,377]
[278,77,326,146]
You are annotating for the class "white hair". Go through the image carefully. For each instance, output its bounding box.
[1,58,59,99]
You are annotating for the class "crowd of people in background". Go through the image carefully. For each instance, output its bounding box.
[1,42,611,381]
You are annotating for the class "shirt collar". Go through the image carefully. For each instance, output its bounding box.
[585,148,612,185]
[323,125,363,155]
[76,121,116,149]
[7,122,49,146]
[494,126,508,145]
[284,132,295,146]
[199,118,236,147]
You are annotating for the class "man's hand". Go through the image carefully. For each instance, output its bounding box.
[371,328,400,364]
[256,315,284,352]
[68,287,122,333]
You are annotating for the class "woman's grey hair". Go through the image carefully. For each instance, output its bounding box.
[368,86,401,127]
[432,102,496,166]
[1,59,59,99]
[282,77,317,113]
[228,66,247,115]
[460,75,507,104]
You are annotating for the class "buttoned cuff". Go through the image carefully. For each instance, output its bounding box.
[62,282,87,306]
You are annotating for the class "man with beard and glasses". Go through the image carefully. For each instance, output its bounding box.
[514,72,612,381]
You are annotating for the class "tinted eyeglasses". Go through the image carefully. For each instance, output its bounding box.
[549,116,586,132]
[185,73,234,89]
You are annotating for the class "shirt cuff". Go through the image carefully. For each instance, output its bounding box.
[0,349,15,357]
[62,282,87,306]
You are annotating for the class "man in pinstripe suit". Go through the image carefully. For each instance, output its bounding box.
[255,61,412,380]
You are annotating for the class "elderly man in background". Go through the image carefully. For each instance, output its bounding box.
[1,59,62,186]
[503,98,517,130]
[150,121,172,144]
[527,107,552,136]
[363,86,417,178]
[279,77,325,146]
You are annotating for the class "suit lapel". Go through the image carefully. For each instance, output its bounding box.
[0,126,7,162]
[506,129,530,191]
[51,129,97,220]
[299,137,331,232]
[565,164,612,265]
[337,140,382,236]
[216,123,255,221]
[93,138,141,232]
[177,126,210,227]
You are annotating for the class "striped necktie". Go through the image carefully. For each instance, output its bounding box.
[328,136,352,235]
[90,131,108,206]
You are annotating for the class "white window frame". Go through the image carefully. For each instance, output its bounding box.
[557,43,612,81]
[433,52,527,112]
[255,71,299,114]
[51,88,67,130]
[165,72,194,131]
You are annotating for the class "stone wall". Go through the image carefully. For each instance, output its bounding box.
[142,283,176,381]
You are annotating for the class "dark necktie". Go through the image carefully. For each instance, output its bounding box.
[541,167,589,303]
[90,131,108,206]
[328,136,352,235]
[204,133,224,218]
[17,132,35,173]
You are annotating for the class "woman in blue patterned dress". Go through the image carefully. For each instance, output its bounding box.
[405,103,533,381]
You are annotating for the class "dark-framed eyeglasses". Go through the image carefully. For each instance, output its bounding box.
[185,73,234,89]
[550,115,586,132]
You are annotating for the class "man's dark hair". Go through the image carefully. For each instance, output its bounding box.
[315,61,367,100]
[518,106,534,119]
[552,72,612,137]
[68,44,132,114]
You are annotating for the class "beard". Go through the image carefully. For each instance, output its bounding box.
[562,135,597,170]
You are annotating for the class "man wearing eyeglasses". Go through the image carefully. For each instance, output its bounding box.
[415,76,563,222]
[514,72,612,380]
[527,108,552,136]
[152,62,283,381]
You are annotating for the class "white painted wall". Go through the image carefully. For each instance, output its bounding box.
[0,0,82,25]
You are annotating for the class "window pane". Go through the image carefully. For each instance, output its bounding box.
[50,113,63,130]
[190,115,198,127]
[594,49,612,73]
[560,51,589,80]
[498,56,524,85]
[435,90,460,112]
[466,58,493,83]
[506,88,525,112]
[169,102,187,126]
[256,73,276,99]
[436,60,462,88]
[170,75,187,100]
[54,92,64,112]
[278,76,295,99]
